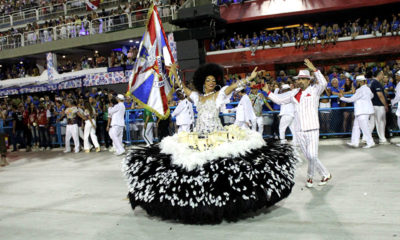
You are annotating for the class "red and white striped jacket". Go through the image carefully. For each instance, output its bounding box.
[268,70,327,132]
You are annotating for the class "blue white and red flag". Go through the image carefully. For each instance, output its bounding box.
[127,4,175,119]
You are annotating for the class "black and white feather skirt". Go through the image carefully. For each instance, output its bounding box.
[122,137,296,224]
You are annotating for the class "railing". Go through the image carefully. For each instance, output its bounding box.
[0,0,131,28]
[0,103,398,148]
[37,3,66,21]
[0,7,173,50]
[0,34,23,50]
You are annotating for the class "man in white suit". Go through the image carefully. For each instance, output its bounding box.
[263,59,331,188]
[171,90,194,133]
[339,75,375,148]
[107,94,126,156]
[234,89,256,129]
[391,70,400,147]
[277,84,297,145]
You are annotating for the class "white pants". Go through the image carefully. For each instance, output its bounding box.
[65,124,79,152]
[177,124,191,133]
[109,125,124,154]
[279,115,296,144]
[397,116,400,131]
[84,120,100,150]
[79,126,84,140]
[297,130,330,179]
[251,116,264,134]
[367,106,387,142]
[351,114,374,146]
[142,122,154,145]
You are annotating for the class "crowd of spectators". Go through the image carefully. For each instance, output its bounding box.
[0,0,180,49]
[0,60,399,153]
[0,87,135,152]
[222,60,400,137]
[0,0,65,16]
[0,45,140,80]
[209,13,400,51]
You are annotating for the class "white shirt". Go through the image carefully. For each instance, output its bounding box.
[340,84,374,116]
[268,70,327,132]
[171,99,194,125]
[391,82,400,117]
[108,102,126,127]
[234,94,256,124]
[276,91,295,117]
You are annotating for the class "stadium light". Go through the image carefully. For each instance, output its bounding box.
[0,65,2,68]
[19,61,23,64]
[95,50,98,54]
[62,55,66,59]
[129,40,134,43]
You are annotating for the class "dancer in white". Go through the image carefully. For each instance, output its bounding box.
[63,99,85,153]
[264,59,331,188]
[234,89,256,129]
[339,75,375,148]
[107,94,126,156]
[391,70,400,147]
[171,89,194,133]
[83,101,101,152]
[249,85,274,134]
[277,84,297,144]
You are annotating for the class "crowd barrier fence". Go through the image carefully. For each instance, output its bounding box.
[0,101,398,147]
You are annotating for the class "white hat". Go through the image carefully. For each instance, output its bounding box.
[396,70,400,76]
[117,94,125,100]
[294,69,311,79]
[281,84,290,90]
[356,75,367,81]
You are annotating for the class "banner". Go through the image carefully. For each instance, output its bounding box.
[46,52,57,84]
[127,4,175,119]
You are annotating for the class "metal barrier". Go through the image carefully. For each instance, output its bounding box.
[0,103,398,148]
[0,34,23,50]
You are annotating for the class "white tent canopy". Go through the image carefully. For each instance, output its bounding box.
[0,67,108,89]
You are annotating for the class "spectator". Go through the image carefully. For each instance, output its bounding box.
[37,103,50,150]
[380,19,390,36]
[83,101,100,153]
[391,14,400,36]
[367,69,389,144]
[11,104,26,152]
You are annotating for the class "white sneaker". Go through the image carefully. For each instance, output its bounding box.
[363,143,376,149]
[396,143,400,147]
[74,150,80,153]
[63,150,71,153]
[280,139,288,144]
[145,144,151,147]
[305,179,313,188]
[379,140,390,145]
[109,147,116,153]
[346,142,359,148]
[318,174,332,186]
[114,151,126,156]
[361,139,367,144]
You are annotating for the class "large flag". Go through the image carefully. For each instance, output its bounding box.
[127,4,175,119]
